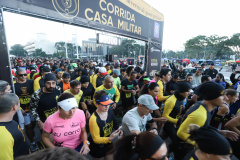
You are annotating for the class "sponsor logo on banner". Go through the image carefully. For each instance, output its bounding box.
[154,22,160,38]
[151,47,160,52]
[151,58,158,66]
[52,0,79,19]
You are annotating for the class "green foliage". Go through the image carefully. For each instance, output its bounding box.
[184,34,235,60]
[111,39,145,58]
[32,48,47,57]
[10,44,27,57]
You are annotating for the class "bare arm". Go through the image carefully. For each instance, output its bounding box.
[225,116,240,136]
[42,131,55,148]
[120,85,133,93]
[80,127,90,155]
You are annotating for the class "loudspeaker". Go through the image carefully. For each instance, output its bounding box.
[106,55,113,62]
[109,55,113,62]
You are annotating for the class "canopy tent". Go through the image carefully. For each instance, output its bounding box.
[190,59,197,62]
[214,59,222,66]
[163,58,169,61]
[172,58,177,63]
[182,58,190,64]
[225,60,236,66]
[198,59,206,64]
[236,60,240,63]
[206,59,214,65]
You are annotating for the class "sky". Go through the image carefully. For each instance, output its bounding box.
[144,0,240,51]
[3,0,240,52]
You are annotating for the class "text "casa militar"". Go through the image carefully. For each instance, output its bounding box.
[85,0,141,35]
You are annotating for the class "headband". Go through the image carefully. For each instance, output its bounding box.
[57,98,78,111]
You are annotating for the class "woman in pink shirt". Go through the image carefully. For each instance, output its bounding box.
[42,92,90,155]
[149,71,161,84]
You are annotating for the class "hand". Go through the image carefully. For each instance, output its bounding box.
[80,143,90,155]
[131,90,136,95]
[38,120,44,130]
[234,71,237,74]
[220,79,222,83]
[21,109,27,116]
[219,130,239,141]
[149,128,158,135]
[109,129,120,141]
[155,117,168,123]
[118,129,123,139]
[111,103,117,110]
[170,90,174,94]
[85,110,91,119]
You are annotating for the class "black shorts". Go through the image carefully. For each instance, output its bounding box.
[89,143,113,158]
[121,96,134,108]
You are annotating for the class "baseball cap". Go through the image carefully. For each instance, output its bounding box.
[18,60,22,62]
[143,77,151,81]
[30,65,36,72]
[95,95,114,106]
[99,67,108,76]
[67,65,74,72]
[57,97,78,111]
[113,69,121,76]
[55,68,63,74]
[138,94,159,110]
[72,63,78,68]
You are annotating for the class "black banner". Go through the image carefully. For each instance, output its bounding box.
[0,0,163,43]
[147,42,162,77]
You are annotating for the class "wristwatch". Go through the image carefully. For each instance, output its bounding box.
[83,140,90,146]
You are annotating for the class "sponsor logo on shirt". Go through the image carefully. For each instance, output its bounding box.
[70,122,80,128]
[54,125,65,128]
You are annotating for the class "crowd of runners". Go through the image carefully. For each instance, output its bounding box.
[1,57,240,160]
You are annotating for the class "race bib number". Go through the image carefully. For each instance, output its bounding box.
[44,107,58,118]
[125,93,132,98]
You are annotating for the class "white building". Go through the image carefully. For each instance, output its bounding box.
[24,33,56,55]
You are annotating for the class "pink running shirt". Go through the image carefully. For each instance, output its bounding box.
[43,109,86,149]
[149,79,156,84]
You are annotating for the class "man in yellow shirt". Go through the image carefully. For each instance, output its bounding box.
[93,75,120,110]
[64,80,90,119]
[157,68,172,102]
[92,67,108,89]
[33,66,51,91]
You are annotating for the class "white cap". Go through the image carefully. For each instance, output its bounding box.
[138,94,159,110]
[99,67,107,73]
[57,98,78,111]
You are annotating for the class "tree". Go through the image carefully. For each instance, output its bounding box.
[10,44,27,57]
[226,33,240,59]
[184,35,207,59]
[111,39,145,58]
[32,48,47,57]
[184,35,229,59]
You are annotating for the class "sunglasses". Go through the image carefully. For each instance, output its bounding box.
[18,74,27,77]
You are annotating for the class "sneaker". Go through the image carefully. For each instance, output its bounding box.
[30,142,39,152]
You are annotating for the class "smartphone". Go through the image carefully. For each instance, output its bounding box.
[236,71,240,73]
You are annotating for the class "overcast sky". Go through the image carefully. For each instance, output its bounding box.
[145,0,240,51]
[3,0,240,52]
